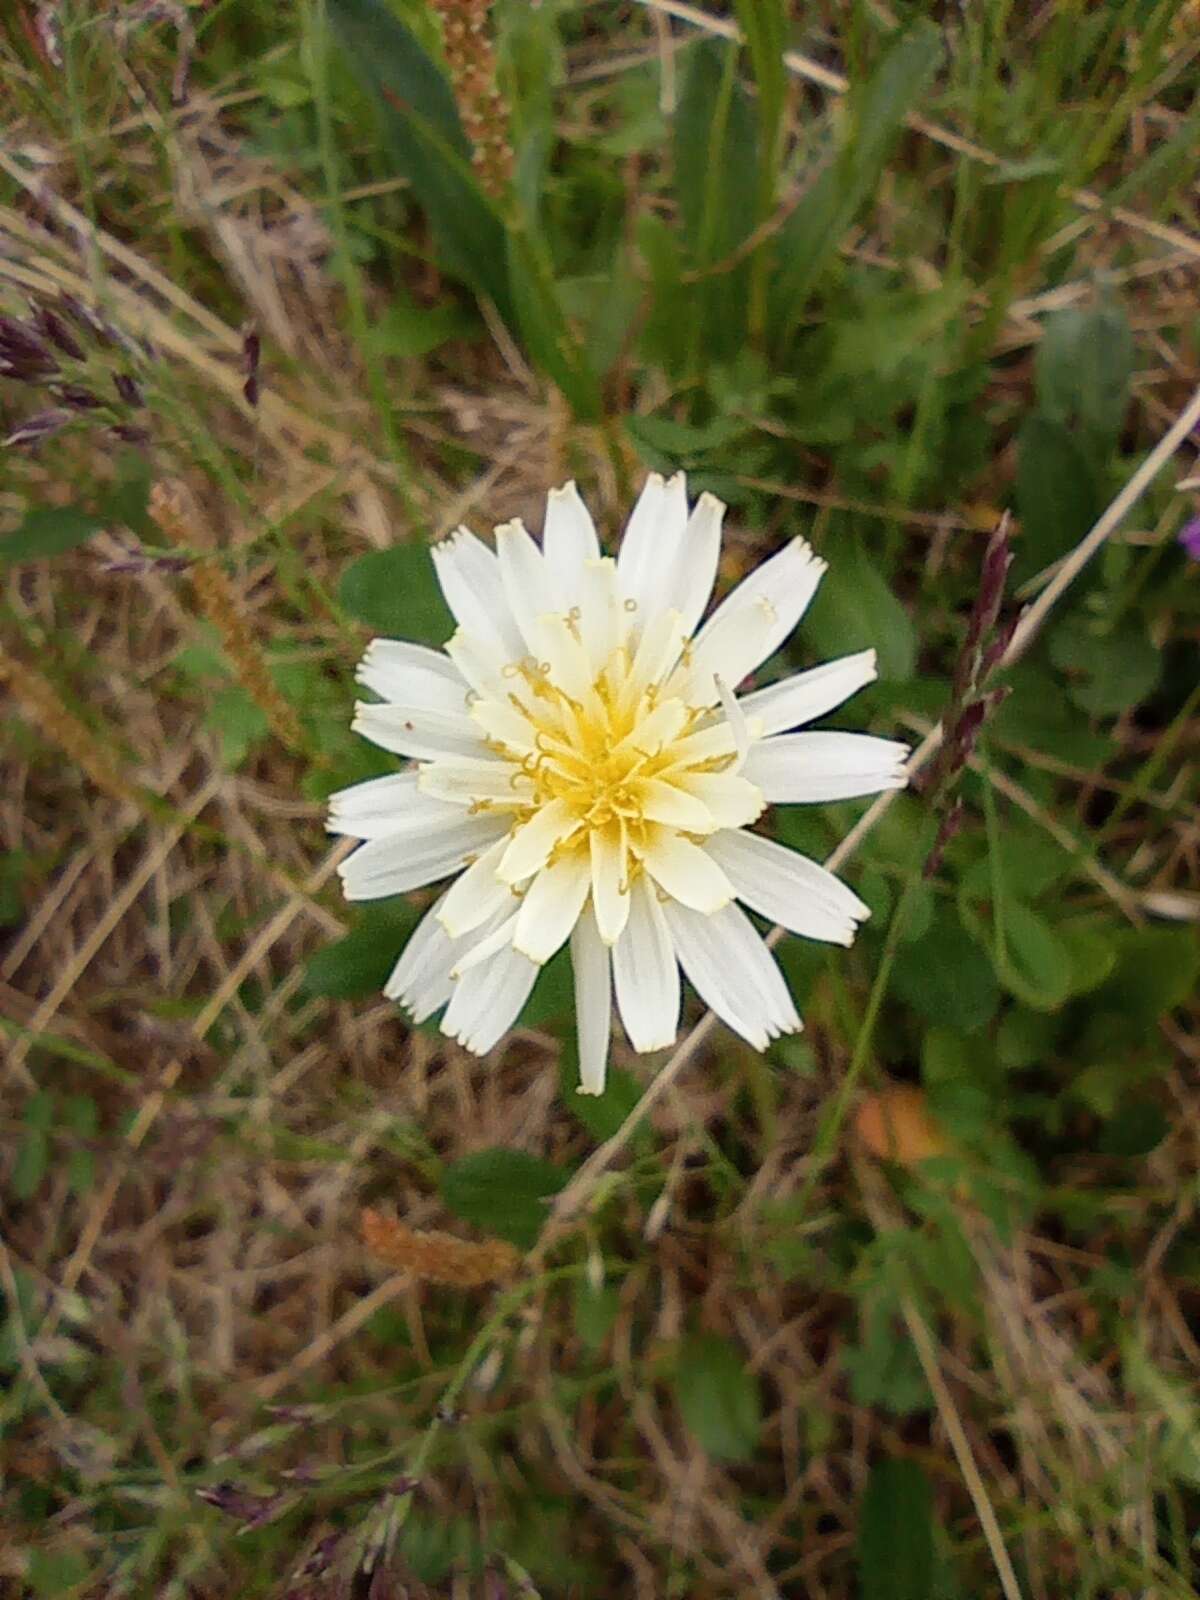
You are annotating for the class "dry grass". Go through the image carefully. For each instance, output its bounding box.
[3,5,1200,1597]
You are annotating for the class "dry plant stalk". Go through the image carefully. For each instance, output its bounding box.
[0,642,144,808]
[361,1208,520,1287]
[429,0,514,198]
[148,480,304,753]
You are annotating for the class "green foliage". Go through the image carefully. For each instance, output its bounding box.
[1,506,105,564]
[326,0,512,318]
[303,900,420,998]
[892,909,1000,1033]
[440,1148,569,1249]
[671,1333,763,1462]
[769,22,942,337]
[338,544,452,641]
[857,1460,936,1600]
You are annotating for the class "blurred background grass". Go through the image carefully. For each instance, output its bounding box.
[2,1,1199,1595]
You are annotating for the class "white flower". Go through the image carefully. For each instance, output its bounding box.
[331,475,909,1093]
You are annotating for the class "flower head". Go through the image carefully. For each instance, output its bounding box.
[331,475,909,1092]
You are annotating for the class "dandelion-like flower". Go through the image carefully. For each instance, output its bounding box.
[331,476,909,1092]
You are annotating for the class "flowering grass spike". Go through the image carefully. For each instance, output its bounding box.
[331,476,909,1092]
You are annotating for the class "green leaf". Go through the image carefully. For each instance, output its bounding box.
[206,686,269,769]
[857,1459,936,1600]
[1035,302,1133,448]
[520,947,574,1030]
[1049,615,1161,716]
[440,1148,569,1250]
[803,537,916,681]
[1094,928,1200,1019]
[303,901,420,999]
[0,852,29,927]
[339,544,451,642]
[672,39,758,359]
[1097,1097,1168,1158]
[1,506,103,564]
[995,900,1077,1011]
[574,1277,619,1352]
[770,22,942,335]
[505,223,602,418]
[672,1333,762,1462]
[558,1045,645,1143]
[1013,415,1102,581]
[327,0,513,320]
[892,909,1000,1033]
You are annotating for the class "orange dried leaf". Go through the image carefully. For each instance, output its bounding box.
[360,1209,520,1288]
[855,1085,949,1166]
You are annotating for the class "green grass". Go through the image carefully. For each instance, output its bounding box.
[2,1,1199,1596]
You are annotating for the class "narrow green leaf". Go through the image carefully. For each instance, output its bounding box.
[440,1148,569,1249]
[1,506,103,564]
[327,0,513,319]
[338,544,452,642]
[673,1333,762,1462]
[857,1459,936,1600]
[770,22,942,334]
[505,223,602,419]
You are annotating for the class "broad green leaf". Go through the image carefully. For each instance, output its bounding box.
[1035,302,1133,448]
[440,1148,569,1249]
[995,899,1077,1012]
[892,909,1000,1033]
[1,506,103,564]
[206,686,269,769]
[558,1040,646,1143]
[1013,415,1102,581]
[672,1333,762,1462]
[521,947,574,1029]
[1098,1097,1168,1158]
[338,544,451,641]
[959,826,1073,903]
[1049,615,1161,716]
[1094,928,1200,1020]
[804,538,916,681]
[857,1459,936,1600]
[327,0,513,320]
[770,22,942,334]
[303,901,420,999]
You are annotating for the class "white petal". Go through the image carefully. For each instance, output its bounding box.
[386,897,514,1019]
[450,912,520,976]
[613,878,680,1052]
[513,848,591,963]
[741,732,910,803]
[667,492,724,640]
[663,899,801,1050]
[352,702,483,761]
[737,649,878,736]
[638,827,733,913]
[443,627,509,699]
[338,812,507,900]
[611,696,688,758]
[635,777,715,833]
[616,473,688,624]
[543,480,600,596]
[441,945,538,1054]
[469,696,538,757]
[355,639,466,710]
[436,837,518,938]
[496,519,558,654]
[670,771,765,830]
[417,756,532,807]
[535,613,601,712]
[576,557,623,671]
[661,717,738,770]
[707,829,869,945]
[623,607,685,705]
[327,772,428,839]
[571,903,612,1094]
[590,824,630,944]
[498,798,578,883]
[683,538,827,704]
[431,528,525,664]
[714,674,749,766]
